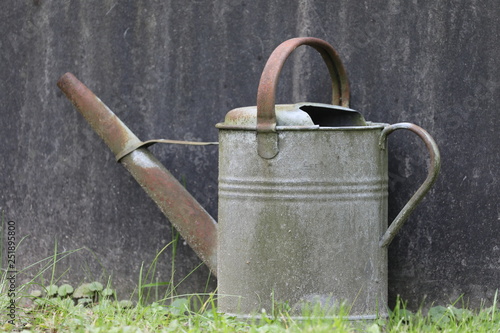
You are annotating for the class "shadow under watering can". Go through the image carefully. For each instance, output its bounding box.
[57,37,440,319]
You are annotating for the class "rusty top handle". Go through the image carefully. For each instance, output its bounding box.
[256,37,350,159]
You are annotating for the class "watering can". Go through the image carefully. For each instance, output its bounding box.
[57,37,440,319]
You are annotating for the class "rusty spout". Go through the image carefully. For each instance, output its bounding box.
[57,73,217,275]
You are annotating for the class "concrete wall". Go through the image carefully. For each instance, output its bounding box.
[1,0,499,308]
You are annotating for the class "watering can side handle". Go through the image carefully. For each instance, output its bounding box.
[256,37,350,159]
[378,123,441,248]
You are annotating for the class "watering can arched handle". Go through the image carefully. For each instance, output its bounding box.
[256,37,350,159]
[378,123,441,247]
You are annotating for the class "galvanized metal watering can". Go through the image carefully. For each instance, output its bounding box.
[58,37,440,319]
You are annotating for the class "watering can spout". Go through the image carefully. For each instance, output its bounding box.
[57,73,218,275]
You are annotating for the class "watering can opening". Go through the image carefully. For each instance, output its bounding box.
[297,103,367,127]
[217,103,367,129]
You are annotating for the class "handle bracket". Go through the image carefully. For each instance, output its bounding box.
[256,37,350,159]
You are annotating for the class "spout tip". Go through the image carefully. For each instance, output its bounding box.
[57,72,77,90]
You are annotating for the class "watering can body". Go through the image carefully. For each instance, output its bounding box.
[215,38,439,318]
[57,37,440,320]
[217,111,390,318]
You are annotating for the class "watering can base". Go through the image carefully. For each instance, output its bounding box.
[222,313,383,323]
[217,290,388,320]
[218,289,389,320]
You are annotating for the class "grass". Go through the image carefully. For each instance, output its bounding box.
[1,253,499,333]
[1,290,500,332]
[0,216,498,332]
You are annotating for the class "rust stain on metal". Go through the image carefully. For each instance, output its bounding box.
[254,37,351,159]
[121,149,217,273]
[57,73,218,275]
[256,37,350,134]
[57,73,142,158]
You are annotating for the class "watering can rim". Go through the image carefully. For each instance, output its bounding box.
[216,102,380,130]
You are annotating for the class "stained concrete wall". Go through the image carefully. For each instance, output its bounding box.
[1,0,499,308]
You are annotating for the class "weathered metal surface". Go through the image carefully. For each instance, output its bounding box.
[255,37,350,159]
[221,104,315,129]
[57,73,143,159]
[216,37,440,318]
[120,149,218,275]
[219,103,366,129]
[217,119,440,318]
[57,73,218,275]
[379,123,441,247]
[115,139,219,162]
[218,124,391,318]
